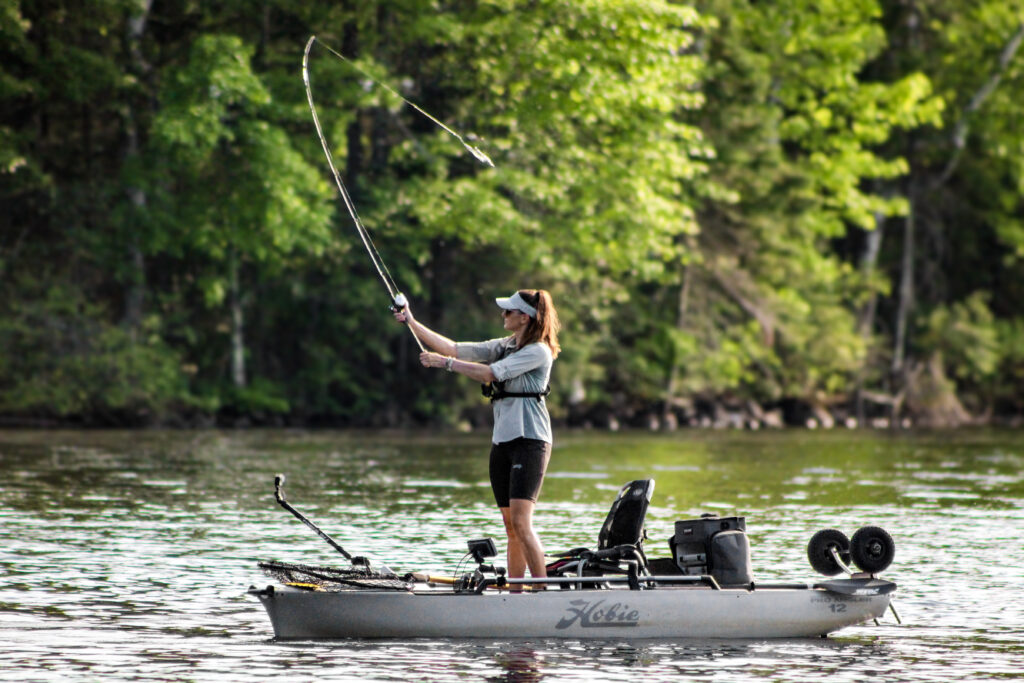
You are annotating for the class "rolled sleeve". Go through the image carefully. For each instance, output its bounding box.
[455,338,511,363]
[490,344,550,382]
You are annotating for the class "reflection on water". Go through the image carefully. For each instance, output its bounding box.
[1,428,1023,682]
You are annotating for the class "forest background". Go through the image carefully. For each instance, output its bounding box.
[2,0,1023,430]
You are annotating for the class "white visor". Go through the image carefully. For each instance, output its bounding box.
[495,291,538,318]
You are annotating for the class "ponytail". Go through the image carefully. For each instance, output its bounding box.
[518,289,561,358]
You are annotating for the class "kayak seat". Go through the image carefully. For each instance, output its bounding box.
[546,479,655,580]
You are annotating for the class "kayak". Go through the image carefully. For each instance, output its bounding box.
[249,575,895,639]
[249,476,899,640]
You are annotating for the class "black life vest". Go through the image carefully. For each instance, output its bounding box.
[481,340,550,403]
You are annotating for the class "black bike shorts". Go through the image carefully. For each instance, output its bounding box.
[489,437,552,508]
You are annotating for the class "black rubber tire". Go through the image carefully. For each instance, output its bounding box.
[807,529,852,576]
[850,525,895,573]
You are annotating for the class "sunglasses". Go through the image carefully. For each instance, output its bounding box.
[502,309,525,317]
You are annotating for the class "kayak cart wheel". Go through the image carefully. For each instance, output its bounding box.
[850,525,895,573]
[807,529,852,576]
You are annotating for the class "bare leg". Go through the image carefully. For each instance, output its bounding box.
[500,506,527,579]
[500,507,526,578]
[509,498,547,588]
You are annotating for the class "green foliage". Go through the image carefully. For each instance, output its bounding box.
[918,293,1000,387]
[396,0,708,283]
[637,0,938,408]
[0,277,196,421]
[225,377,291,415]
[1,0,1023,426]
[994,318,1024,411]
[150,35,334,271]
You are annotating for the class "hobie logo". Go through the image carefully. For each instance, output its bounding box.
[555,599,640,629]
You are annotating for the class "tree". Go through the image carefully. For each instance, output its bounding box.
[2,0,1023,426]
[870,0,1024,424]
[640,0,942,424]
[149,34,334,408]
[292,0,710,424]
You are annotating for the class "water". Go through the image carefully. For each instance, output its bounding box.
[1,428,1022,681]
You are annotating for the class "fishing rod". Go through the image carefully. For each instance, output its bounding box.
[302,36,494,351]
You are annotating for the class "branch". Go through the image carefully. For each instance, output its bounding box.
[710,265,776,346]
[935,23,1024,188]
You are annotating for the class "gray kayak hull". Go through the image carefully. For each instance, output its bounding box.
[250,580,894,639]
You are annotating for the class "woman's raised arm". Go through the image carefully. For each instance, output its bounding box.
[393,306,457,357]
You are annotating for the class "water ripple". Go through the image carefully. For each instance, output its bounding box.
[1,429,1022,681]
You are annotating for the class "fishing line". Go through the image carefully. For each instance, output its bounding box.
[312,38,495,168]
[302,35,494,354]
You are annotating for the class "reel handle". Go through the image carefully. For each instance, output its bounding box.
[390,292,408,313]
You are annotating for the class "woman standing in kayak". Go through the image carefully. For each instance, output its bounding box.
[394,289,560,584]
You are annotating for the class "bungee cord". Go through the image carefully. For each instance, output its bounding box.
[302,35,495,353]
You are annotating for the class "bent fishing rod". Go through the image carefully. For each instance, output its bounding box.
[302,36,494,351]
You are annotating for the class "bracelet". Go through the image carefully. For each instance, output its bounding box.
[445,356,455,372]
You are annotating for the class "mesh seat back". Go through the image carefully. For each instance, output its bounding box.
[597,479,655,550]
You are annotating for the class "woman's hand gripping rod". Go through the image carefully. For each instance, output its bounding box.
[391,293,425,352]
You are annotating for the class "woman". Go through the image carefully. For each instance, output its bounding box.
[394,289,560,583]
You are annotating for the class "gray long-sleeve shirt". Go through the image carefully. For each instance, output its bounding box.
[455,336,553,445]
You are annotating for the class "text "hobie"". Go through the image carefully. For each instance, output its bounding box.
[555,599,641,629]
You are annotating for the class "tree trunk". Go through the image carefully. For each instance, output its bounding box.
[663,263,691,427]
[122,0,153,335]
[123,237,145,335]
[935,23,1024,188]
[857,213,885,338]
[891,183,916,424]
[229,251,247,389]
[905,353,971,427]
[854,210,885,423]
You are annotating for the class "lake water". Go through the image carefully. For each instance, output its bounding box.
[1,428,1022,681]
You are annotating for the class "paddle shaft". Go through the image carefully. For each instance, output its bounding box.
[274,474,352,561]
